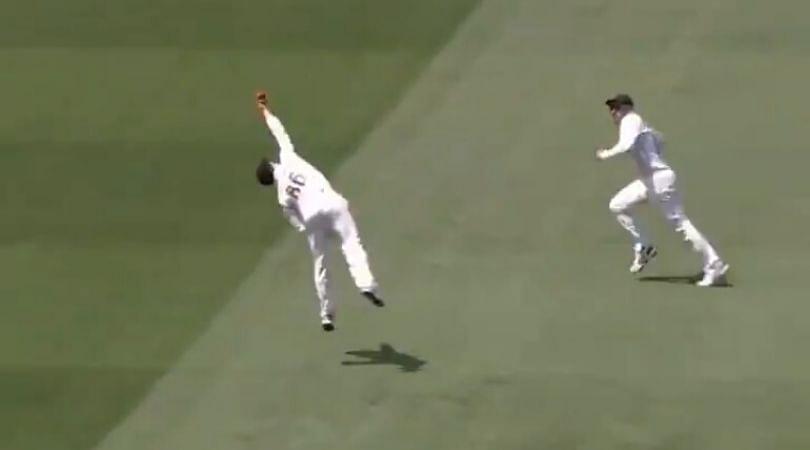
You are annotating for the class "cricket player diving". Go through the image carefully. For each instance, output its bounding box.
[253,91,384,331]
[596,94,730,287]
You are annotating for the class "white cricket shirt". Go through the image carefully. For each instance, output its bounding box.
[608,112,672,176]
[264,113,344,223]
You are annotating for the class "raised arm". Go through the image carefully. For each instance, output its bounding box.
[597,113,643,160]
[256,91,295,156]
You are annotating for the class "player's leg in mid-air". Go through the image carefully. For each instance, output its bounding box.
[305,227,336,331]
[330,201,384,307]
[609,179,657,272]
[649,170,729,286]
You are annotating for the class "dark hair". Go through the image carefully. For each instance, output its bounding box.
[256,158,275,185]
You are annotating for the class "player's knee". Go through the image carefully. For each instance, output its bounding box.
[665,212,687,229]
[667,216,682,229]
[608,197,627,214]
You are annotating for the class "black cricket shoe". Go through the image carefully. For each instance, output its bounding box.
[630,245,657,273]
[321,314,335,332]
[362,291,385,307]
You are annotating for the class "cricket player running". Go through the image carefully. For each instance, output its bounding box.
[253,91,383,331]
[596,94,729,286]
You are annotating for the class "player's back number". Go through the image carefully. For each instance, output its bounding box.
[286,172,306,199]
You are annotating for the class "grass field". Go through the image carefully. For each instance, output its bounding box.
[2,0,810,449]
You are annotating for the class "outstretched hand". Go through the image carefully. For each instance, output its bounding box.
[595,148,610,161]
[255,91,269,113]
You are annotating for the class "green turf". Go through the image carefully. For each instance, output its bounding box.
[90,0,810,449]
[0,1,478,449]
[5,0,810,449]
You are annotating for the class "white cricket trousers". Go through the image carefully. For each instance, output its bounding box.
[305,199,377,320]
[609,169,721,268]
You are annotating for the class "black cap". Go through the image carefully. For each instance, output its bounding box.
[605,94,634,109]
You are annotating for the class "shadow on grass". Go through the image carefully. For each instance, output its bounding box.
[341,343,426,373]
[638,273,733,287]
